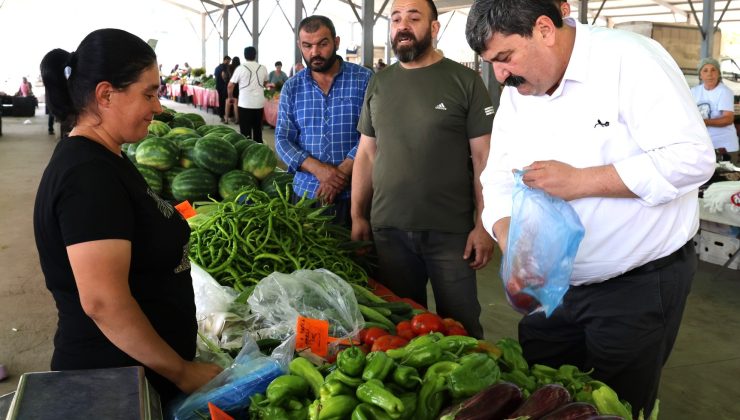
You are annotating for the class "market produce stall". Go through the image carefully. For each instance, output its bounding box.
[263,97,279,128]
[185,85,219,111]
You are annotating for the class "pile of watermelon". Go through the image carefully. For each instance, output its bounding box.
[123,107,293,203]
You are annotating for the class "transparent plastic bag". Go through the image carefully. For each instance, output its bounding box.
[502,170,585,316]
[246,269,364,355]
[171,335,291,420]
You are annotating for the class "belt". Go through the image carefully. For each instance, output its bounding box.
[615,239,693,279]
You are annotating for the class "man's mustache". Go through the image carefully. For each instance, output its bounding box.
[504,75,526,87]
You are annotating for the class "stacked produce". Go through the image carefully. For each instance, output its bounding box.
[124,107,292,203]
[189,189,369,292]
[234,282,656,420]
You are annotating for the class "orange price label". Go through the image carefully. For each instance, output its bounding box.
[295,316,329,357]
[175,201,197,219]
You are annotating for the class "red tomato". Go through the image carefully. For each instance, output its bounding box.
[445,325,468,336]
[363,327,390,346]
[371,335,409,352]
[396,321,416,340]
[442,318,464,330]
[358,328,369,344]
[411,313,447,335]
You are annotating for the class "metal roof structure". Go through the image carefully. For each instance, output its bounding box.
[160,0,732,69]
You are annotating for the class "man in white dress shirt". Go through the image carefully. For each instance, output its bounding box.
[466,0,715,416]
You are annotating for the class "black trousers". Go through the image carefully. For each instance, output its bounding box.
[216,88,227,118]
[518,240,696,418]
[238,107,263,143]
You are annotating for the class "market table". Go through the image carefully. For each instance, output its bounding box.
[166,83,182,99]
[264,97,279,127]
[184,85,218,110]
[699,192,740,271]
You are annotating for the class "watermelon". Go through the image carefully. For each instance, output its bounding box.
[222,131,248,146]
[260,170,294,198]
[198,125,235,137]
[179,137,199,168]
[196,124,219,136]
[182,113,206,128]
[126,142,140,163]
[218,170,259,201]
[154,108,176,123]
[200,132,228,142]
[148,120,171,137]
[241,143,277,180]
[233,138,256,158]
[165,127,200,139]
[193,137,238,175]
[162,166,186,200]
[171,168,218,202]
[135,164,164,194]
[169,115,195,129]
[135,137,179,171]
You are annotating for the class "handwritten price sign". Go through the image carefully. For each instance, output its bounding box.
[295,316,329,357]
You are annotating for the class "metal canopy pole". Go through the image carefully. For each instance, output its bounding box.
[202,14,207,68]
[362,0,374,66]
[253,0,260,53]
[295,0,303,68]
[579,0,588,24]
[223,7,229,56]
[701,0,715,59]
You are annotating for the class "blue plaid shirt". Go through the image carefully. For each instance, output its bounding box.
[275,60,373,200]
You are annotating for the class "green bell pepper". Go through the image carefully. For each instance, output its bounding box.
[386,333,443,360]
[500,369,537,393]
[266,374,310,406]
[337,346,367,377]
[436,335,479,354]
[422,360,460,381]
[320,379,355,402]
[590,381,633,419]
[325,368,365,388]
[398,342,442,369]
[351,403,393,420]
[448,353,501,399]
[362,351,396,382]
[318,394,361,420]
[289,356,325,399]
[397,392,417,420]
[496,338,529,372]
[356,379,405,419]
[413,374,448,420]
[392,365,422,390]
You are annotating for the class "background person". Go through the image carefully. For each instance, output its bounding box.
[691,57,739,163]
[289,62,305,77]
[267,60,289,89]
[465,0,716,416]
[228,47,268,142]
[223,57,241,125]
[275,15,373,226]
[351,0,495,339]
[214,55,231,123]
[36,28,222,405]
[17,77,33,97]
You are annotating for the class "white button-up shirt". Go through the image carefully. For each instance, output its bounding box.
[481,19,716,285]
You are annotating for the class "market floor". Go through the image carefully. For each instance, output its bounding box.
[1,101,739,419]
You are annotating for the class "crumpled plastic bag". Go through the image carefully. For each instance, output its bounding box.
[246,269,364,355]
[501,170,585,317]
[170,335,290,420]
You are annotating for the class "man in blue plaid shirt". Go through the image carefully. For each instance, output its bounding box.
[275,15,373,226]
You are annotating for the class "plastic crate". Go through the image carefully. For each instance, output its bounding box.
[699,230,740,270]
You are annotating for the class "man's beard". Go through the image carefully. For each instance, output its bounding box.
[504,75,526,87]
[392,30,433,63]
[306,50,338,73]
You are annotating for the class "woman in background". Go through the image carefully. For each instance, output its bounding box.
[691,57,739,163]
[223,56,240,125]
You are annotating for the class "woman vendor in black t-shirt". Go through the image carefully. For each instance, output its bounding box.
[35,28,222,404]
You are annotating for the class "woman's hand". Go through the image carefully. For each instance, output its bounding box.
[174,361,223,394]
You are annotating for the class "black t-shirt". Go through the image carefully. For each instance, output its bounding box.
[33,136,195,402]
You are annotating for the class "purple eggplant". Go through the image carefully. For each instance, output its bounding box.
[540,402,599,420]
[509,384,572,420]
[437,381,523,420]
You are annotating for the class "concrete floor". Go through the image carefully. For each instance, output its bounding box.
[1,101,739,419]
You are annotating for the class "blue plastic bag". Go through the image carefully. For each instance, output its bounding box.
[501,170,585,317]
[170,334,290,420]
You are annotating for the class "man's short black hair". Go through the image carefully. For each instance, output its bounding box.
[223,55,231,61]
[299,15,337,39]
[244,46,257,61]
[275,61,282,67]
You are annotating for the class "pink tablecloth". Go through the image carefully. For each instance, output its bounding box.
[166,83,182,98]
[186,85,219,109]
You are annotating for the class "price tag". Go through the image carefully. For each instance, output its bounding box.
[175,201,197,219]
[295,316,329,357]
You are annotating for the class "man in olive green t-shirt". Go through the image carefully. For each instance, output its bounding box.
[351,0,494,338]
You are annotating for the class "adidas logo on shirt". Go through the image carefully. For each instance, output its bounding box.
[435,103,447,110]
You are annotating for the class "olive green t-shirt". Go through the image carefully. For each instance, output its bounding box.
[358,58,494,233]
